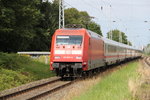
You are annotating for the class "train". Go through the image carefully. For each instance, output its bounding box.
[50,28,142,77]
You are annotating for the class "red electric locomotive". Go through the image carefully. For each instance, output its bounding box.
[50,28,105,77]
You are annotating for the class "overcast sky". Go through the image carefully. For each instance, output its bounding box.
[51,0,150,48]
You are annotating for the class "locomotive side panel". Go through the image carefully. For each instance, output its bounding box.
[82,31,90,71]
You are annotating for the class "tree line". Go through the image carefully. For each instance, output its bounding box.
[144,44,150,55]
[107,30,132,46]
[0,0,131,53]
[0,0,59,52]
[0,0,102,52]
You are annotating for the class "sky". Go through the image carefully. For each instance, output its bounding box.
[51,0,150,48]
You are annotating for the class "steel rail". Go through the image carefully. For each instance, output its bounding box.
[27,81,72,100]
[144,57,150,66]
[0,77,62,100]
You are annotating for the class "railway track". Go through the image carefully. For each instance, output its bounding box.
[0,77,72,100]
[0,58,142,100]
[144,57,150,66]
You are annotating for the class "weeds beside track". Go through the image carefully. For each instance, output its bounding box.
[144,57,150,66]
[131,57,150,100]
[72,61,139,100]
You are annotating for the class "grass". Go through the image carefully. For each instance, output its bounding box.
[61,77,101,100]
[22,61,55,80]
[0,68,33,91]
[73,62,139,100]
[130,61,150,100]
[33,55,50,65]
[143,53,150,57]
[0,52,55,91]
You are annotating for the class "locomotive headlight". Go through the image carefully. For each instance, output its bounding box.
[76,56,82,59]
[83,62,87,65]
[54,56,61,59]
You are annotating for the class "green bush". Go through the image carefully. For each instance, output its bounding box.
[0,53,55,91]
[0,68,33,91]
[0,52,31,70]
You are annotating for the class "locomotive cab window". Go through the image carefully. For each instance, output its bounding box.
[56,35,83,45]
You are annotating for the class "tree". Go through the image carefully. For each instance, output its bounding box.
[0,1,103,52]
[88,22,102,35]
[28,0,59,51]
[144,44,150,55]
[0,0,60,52]
[65,8,102,36]
[107,29,132,45]
[0,0,42,52]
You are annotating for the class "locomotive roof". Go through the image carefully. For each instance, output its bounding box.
[87,30,102,39]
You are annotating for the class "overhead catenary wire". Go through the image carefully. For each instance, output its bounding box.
[65,0,111,30]
[65,0,128,34]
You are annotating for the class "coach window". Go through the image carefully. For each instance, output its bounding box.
[105,44,107,53]
[112,45,117,53]
[108,45,112,54]
[118,47,120,53]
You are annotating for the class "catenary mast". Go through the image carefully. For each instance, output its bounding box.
[59,0,65,29]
